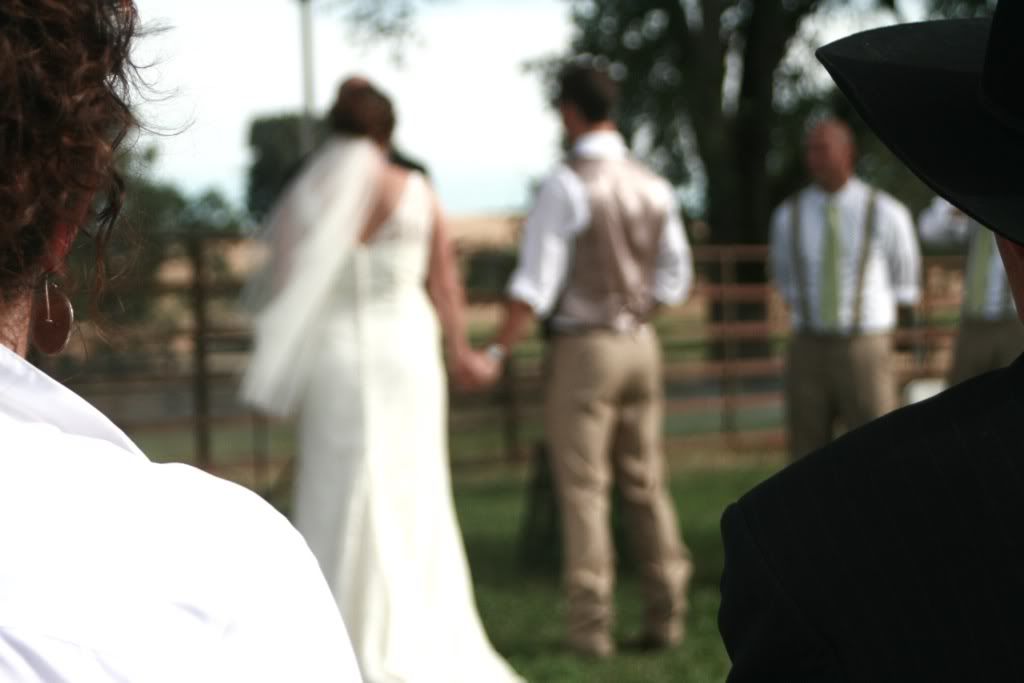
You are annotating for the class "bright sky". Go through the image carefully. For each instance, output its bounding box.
[133,0,573,216]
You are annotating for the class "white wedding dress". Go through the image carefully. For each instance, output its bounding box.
[292,172,523,683]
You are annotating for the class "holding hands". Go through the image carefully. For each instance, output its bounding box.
[451,344,504,391]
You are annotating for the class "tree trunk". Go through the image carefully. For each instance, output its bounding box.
[703,3,808,359]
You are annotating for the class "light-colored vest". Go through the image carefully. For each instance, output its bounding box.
[553,157,668,331]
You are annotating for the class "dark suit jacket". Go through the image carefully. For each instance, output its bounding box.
[719,355,1024,682]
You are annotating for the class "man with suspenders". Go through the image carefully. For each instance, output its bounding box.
[770,118,921,460]
[919,195,1024,385]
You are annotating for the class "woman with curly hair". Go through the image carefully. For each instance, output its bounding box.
[0,3,361,681]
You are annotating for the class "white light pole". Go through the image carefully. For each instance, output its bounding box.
[298,0,316,154]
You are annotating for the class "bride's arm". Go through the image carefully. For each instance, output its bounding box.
[426,192,467,355]
[425,192,496,388]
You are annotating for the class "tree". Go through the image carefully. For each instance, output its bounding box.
[549,0,993,359]
[65,149,245,325]
[323,0,424,43]
[560,0,995,246]
[246,114,330,222]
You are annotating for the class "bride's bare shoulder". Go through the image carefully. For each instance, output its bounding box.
[378,162,411,196]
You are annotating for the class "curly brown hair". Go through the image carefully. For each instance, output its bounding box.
[0,0,140,296]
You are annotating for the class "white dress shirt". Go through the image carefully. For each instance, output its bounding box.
[0,345,361,682]
[506,130,693,327]
[770,177,922,334]
[918,195,1016,320]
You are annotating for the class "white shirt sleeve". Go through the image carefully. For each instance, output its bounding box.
[769,201,797,308]
[652,189,693,306]
[918,195,971,246]
[506,168,587,316]
[880,197,923,305]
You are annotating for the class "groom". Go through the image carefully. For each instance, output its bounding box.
[719,3,1024,680]
[485,62,694,657]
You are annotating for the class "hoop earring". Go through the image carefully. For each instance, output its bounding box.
[31,277,74,356]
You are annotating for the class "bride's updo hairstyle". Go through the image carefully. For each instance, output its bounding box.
[328,83,396,147]
[0,0,140,296]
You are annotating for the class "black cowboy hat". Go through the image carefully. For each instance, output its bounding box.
[816,1,1023,243]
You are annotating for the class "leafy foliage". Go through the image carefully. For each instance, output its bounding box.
[317,0,436,55]
[558,0,994,244]
[326,0,420,42]
[66,148,246,325]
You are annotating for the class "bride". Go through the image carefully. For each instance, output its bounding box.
[241,81,522,683]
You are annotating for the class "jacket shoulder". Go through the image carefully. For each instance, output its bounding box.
[726,363,1024,678]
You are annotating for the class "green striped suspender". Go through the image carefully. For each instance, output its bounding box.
[789,189,878,333]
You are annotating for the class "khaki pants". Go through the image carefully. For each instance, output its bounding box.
[949,318,1024,386]
[545,326,692,648]
[785,333,897,460]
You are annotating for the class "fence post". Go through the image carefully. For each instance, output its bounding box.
[721,248,738,435]
[252,413,269,492]
[188,235,211,469]
[501,353,523,463]
[916,261,933,370]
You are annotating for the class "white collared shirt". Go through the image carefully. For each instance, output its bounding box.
[0,345,361,682]
[918,196,1016,321]
[506,130,693,324]
[770,177,922,334]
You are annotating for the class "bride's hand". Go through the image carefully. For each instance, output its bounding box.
[452,348,501,390]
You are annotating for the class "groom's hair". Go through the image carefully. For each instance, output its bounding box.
[554,63,619,123]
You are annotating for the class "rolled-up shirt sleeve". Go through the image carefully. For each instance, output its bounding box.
[769,203,797,309]
[918,195,971,246]
[883,199,922,305]
[653,190,693,306]
[506,169,583,317]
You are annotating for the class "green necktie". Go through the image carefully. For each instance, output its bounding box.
[965,226,994,317]
[819,200,841,328]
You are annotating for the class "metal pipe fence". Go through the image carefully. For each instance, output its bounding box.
[37,236,967,492]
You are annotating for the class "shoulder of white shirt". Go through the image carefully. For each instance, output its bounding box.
[560,131,676,204]
[571,130,628,160]
[868,186,914,223]
[786,177,910,215]
[0,344,304,570]
[5,416,301,559]
[548,131,628,179]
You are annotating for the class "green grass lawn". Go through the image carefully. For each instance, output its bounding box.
[127,416,779,681]
[455,463,778,683]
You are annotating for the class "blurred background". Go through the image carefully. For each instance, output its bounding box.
[44,1,995,681]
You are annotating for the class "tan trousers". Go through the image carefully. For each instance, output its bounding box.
[545,326,692,648]
[785,333,897,460]
[949,318,1024,386]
